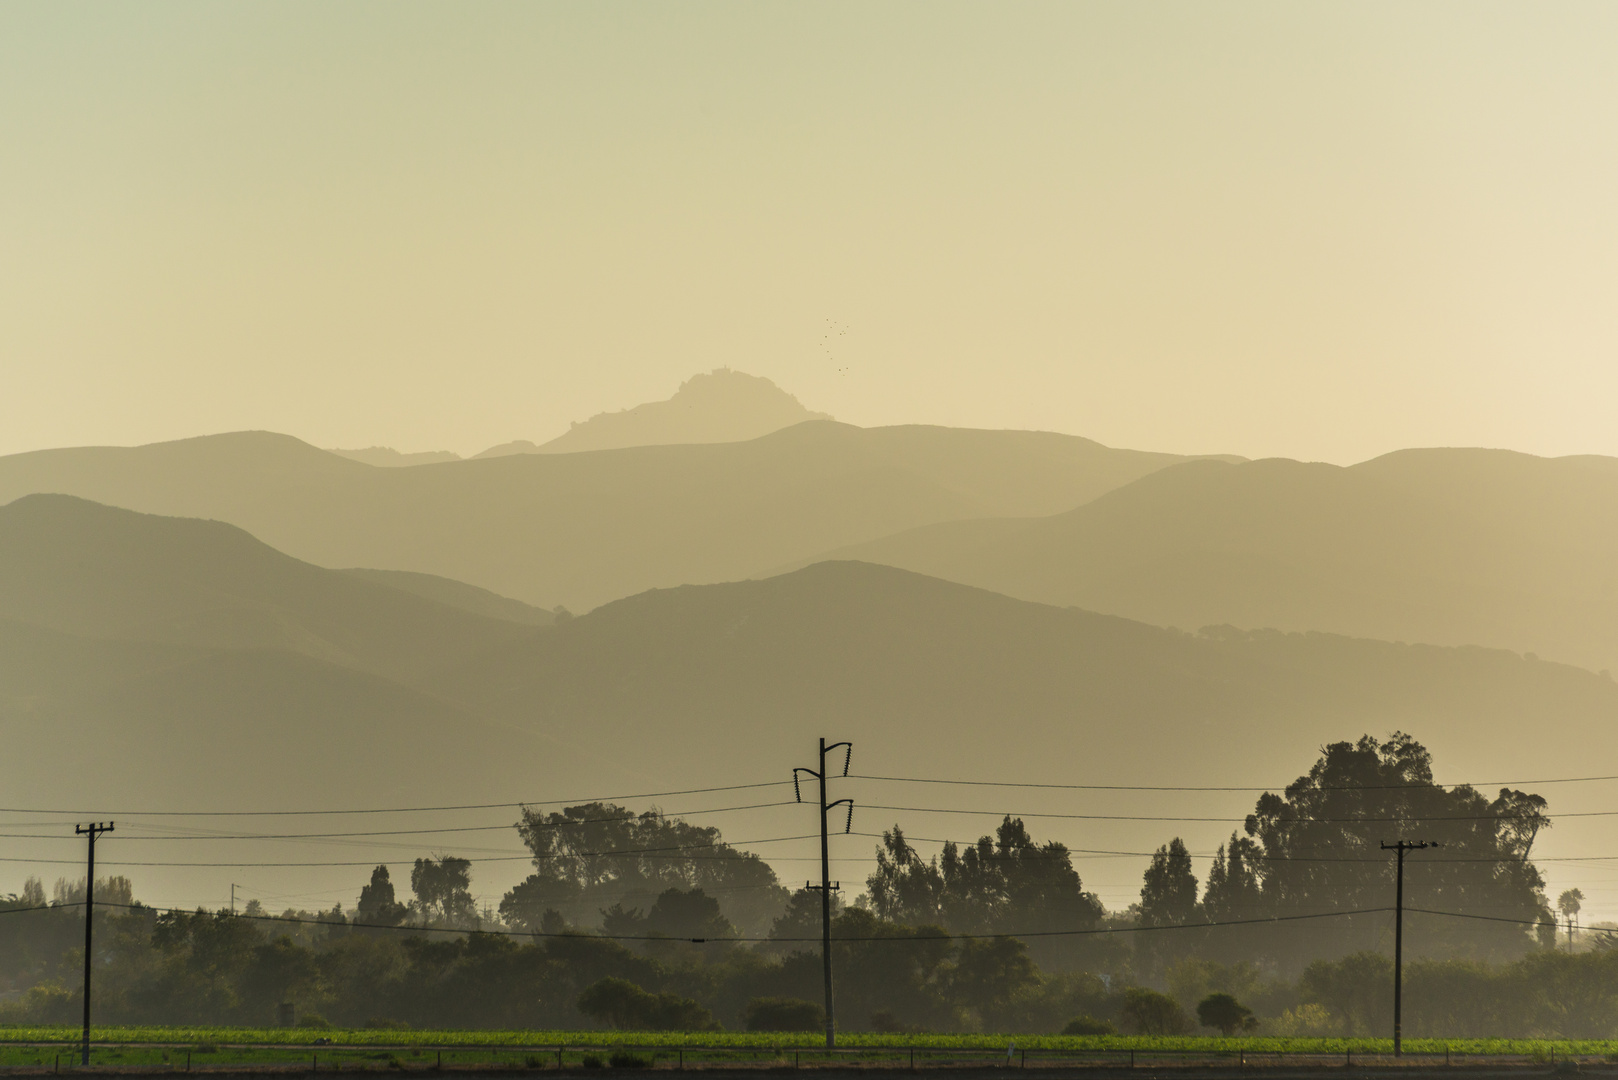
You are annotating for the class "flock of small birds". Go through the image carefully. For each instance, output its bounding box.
[822,318,850,374]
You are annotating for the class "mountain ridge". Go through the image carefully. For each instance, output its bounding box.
[476,368,833,458]
[0,421,1212,611]
[790,448,1618,672]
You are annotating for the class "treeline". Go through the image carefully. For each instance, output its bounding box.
[0,734,1607,1036]
[6,895,1618,1037]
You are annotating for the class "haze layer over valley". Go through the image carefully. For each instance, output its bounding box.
[4,486,1617,915]
[0,417,1211,614]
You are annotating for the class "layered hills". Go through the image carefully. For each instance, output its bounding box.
[804,450,1618,673]
[8,423,1618,672]
[0,423,1203,612]
[4,496,1614,910]
[0,497,562,828]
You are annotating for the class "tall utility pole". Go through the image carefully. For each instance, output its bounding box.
[795,738,852,1050]
[76,822,114,1067]
[1380,839,1436,1057]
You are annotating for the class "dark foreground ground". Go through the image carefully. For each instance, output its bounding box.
[0,1063,1606,1078]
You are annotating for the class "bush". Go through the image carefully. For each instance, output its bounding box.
[870,1010,924,1034]
[1269,1003,1336,1037]
[297,1012,333,1030]
[1120,987,1191,1035]
[1196,992,1257,1035]
[581,1054,604,1069]
[576,976,720,1031]
[609,1052,651,1069]
[0,982,77,1025]
[744,997,826,1032]
[1061,1015,1117,1036]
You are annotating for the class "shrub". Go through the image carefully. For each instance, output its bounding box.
[576,976,720,1031]
[0,982,77,1025]
[609,1052,651,1069]
[1197,993,1257,1035]
[744,997,826,1032]
[870,1010,924,1034]
[581,1054,604,1069]
[1121,987,1191,1035]
[1269,1003,1337,1037]
[1062,1015,1117,1036]
[297,1013,333,1030]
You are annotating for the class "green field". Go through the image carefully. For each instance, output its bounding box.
[0,1028,1615,1069]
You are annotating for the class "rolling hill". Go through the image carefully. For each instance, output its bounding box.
[800,450,1618,673]
[0,422,1209,612]
[4,501,1614,913]
[439,559,1618,791]
[0,494,541,687]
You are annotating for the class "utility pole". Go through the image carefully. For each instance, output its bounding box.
[1380,839,1436,1057]
[231,883,238,915]
[795,738,852,1050]
[76,822,114,1067]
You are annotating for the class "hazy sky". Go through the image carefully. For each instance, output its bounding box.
[4,2,1616,463]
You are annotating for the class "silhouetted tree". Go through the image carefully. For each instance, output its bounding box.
[502,803,786,936]
[1120,987,1190,1034]
[1140,839,1199,927]
[866,817,1104,971]
[645,887,734,940]
[1243,733,1550,968]
[356,866,408,927]
[1298,951,1392,1036]
[1196,992,1256,1034]
[411,856,475,926]
[575,977,718,1031]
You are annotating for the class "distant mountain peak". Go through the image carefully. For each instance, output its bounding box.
[475,368,832,458]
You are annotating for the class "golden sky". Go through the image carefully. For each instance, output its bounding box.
[3,2,1616,463]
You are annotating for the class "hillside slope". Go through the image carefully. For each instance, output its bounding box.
[4,503,1614,913]
[0,494,538,686]
[431,560,1618,893]
[805,450,1618,673]
[0,423,1206,611]
[442,560,1618,783]
[0,617,556,812]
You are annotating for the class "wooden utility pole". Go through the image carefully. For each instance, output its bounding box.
[1380,839,1436,1057]
[795,739,852,1049]
[76,822,114,1066]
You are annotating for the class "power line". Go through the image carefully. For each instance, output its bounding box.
[0,781,791,819]
[851,773,1618,793]
[0,833,822,868]
[4,764,1612,820]
[857,802,1609,823]
[0,801,797,842]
